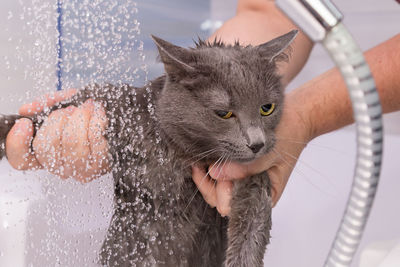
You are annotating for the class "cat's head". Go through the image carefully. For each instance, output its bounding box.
[153,31,297,162]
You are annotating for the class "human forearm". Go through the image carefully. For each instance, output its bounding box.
[208,0,313,85]
[290,34,400,140]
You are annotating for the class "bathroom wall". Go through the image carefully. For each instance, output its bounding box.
[0,0,57,114]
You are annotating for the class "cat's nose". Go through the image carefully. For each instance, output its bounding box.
[247,142,264,154]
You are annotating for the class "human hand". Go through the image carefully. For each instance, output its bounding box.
[6,89,110,182]
[191,93,312,216]
[195,0,314,216]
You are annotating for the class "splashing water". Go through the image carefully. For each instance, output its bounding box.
[1,0,213,265]
[60,0,146,89]
[1,0,146,266]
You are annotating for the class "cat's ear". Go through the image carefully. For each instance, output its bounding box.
[256,30,298,63]
[151,35,196,75]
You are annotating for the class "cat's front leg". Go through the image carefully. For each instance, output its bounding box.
[224,172,272,267]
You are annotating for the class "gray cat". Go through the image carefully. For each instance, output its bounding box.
[0,30,297,266]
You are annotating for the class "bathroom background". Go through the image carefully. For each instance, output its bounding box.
[0,0,399,266]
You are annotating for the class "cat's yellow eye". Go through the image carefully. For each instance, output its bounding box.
[215,110,233,119]
[260,103,275,116]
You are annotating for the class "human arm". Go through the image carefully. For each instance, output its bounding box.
[194,33,400,216]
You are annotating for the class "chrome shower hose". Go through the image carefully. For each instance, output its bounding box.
[276,0,384,264]
[322,23,383,267]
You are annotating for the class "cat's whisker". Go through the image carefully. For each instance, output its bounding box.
[271,148,336,198]
[178,142,199,162]
[215,155,227,183]
[278,149,340,194]
[274,137,308,145]
[206,153,227,197]
[275,137,352,156]
[180,151,220,174]
[195,153,226,208]
[271,148,313,185]
[199,153,230,222]
[182,148,219,169]
[219,155,234,192]
[273,147,299,162]
[183,155,225,213]
[181,147,217,164]
[209,158,224,190]
[182,139,201,155]
[218,154,232,183]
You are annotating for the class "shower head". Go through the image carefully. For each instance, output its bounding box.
[276,0,342,42]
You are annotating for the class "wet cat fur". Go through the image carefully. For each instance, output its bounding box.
[0,30,298,266]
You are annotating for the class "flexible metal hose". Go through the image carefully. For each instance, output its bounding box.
[322,23,383,267]
[276,0,384,264]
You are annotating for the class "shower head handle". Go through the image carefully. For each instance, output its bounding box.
[276,0,343,42]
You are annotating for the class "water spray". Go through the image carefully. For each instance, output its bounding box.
[56,0,63,91]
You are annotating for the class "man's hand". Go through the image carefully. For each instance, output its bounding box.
[6,89,110,182]
[194,0,314,217]
[192,94,311,216]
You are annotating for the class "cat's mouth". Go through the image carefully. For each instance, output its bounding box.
[196,141,274,167]
[230,142,274,162]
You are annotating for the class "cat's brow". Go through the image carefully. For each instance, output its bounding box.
[208,90,231,107]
